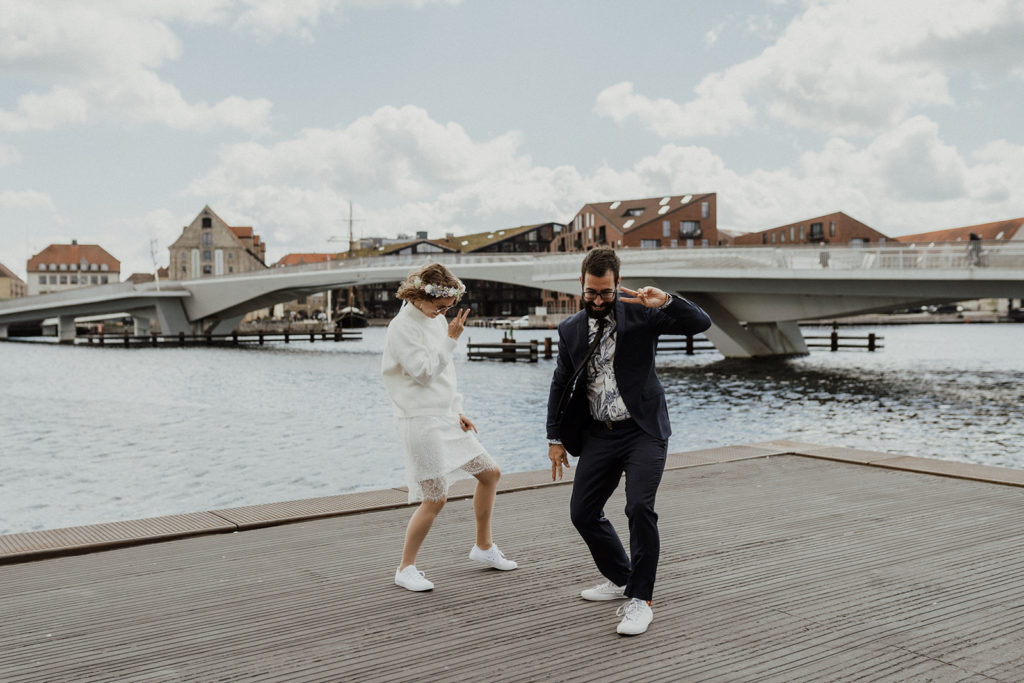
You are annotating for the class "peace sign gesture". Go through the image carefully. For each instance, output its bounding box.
[447,307,471,340]
[619,286,670,308]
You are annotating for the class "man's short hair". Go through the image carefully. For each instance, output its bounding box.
[581,247,620,282]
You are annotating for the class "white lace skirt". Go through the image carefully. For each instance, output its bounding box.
[397,414,499,503]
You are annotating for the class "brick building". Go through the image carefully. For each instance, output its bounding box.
[168,206,267,280]
[26,241,120,296]
[732,211,891,246]
[898,217,1024,244]
[552,193,718,252]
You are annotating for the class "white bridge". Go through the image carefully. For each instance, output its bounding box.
[2,243,1023,357]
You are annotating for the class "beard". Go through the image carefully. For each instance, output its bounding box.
[584,298,614,319]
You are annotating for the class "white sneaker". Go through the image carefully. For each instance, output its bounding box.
[469,543,518,570]
[580,579,627,601]
[616,598,654,635]
[394,565,434,592]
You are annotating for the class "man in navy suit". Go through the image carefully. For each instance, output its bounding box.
[547,247,711,635]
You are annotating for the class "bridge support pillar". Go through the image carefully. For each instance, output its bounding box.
[153,300,192,336]
[207,314,245,336]
[685,293,808,358]
[58,315,76,344]
[132,314,152,337]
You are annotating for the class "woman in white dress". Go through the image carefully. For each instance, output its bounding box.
[381,263,518,591]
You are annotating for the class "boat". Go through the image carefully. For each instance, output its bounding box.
[337,306,368,328]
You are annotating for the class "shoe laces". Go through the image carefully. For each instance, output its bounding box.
[616,600,645,620]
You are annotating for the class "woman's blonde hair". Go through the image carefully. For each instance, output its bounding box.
[396,263,466,303]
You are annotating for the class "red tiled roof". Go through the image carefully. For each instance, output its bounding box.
[26,244,120,271]
[898,218,1024,243]
[274,253,337,267]
[229,226,254,239]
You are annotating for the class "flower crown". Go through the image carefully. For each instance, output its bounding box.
[412,276,466,299]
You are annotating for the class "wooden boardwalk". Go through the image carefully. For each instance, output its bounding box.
[3,441,1024,681]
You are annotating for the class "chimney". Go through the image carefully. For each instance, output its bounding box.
[71,239,78,246]
[416,230,428,240]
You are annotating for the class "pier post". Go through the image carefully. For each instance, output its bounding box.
[830,330,839,352]
[868,333,877,352]
[543,337,552,360]
[686,335,694,355]
[0,324,7,341]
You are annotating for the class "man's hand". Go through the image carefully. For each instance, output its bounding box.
[549,443,569,481]
[619,286,669,308]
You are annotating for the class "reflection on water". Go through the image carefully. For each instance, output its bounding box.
[1,323,1021,534]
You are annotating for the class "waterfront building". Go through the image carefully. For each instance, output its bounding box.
[125,268,169,286]
[732,211,892,246]
[168,206,267,280]
[551,193,718,253]
[0,262,27,300]
[26,241,120,296]
[897,217,1024,244]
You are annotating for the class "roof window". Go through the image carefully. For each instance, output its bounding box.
[623,208,644,217]
[659,197,671,206]
[609,201,621,210]
[623,219,635,229]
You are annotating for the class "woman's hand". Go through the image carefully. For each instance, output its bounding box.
[448,308,471,340]
[459,414,477,433]
[549,443,569,481]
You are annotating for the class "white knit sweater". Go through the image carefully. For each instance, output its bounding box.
[381,302,464,418]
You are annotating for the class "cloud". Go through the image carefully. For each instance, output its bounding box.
[0,145,22,167]
[597,0,1024,138]
[0,1,269,133]
[0,189,60,215]
[232,0,464,40]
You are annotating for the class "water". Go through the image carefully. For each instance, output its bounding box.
[2,324,1022,535]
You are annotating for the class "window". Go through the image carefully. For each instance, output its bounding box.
[830,221,836,237]
[771,232,777,244]
[70,263,77,271]
[100,264,108,271]
[202,217,212,228]
[789,226,795,241]
[201,232,213,247]
[91,264,99,271]
[809,223,824,241]
[101,275,108,284]
[59,263,68,271]
[202,250,211,261]
[49,275,57,284]
[181,265,187,273]
[202,265,212,274]
[799,225,805,240]
[680,221,701,238]
[780,232,786,243]
[670,239,678,248]
[663,220,670,237]
[762,234,767,244]
[70,276,78,284]
[588,228,593,241]
[227,252,233,260]
[701,201,710,218]
[92,275,98,284]
[640,239,661,249]
[60,275,67,284]
[39,275,45,283]
[623,207,644,217]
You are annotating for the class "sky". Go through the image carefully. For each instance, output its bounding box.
[1,0,1023,278]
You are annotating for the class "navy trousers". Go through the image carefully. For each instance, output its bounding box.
[569,422,668,602]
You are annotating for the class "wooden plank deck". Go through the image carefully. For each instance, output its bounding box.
[2,445,1024,681]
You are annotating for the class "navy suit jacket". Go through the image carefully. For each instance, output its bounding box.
[546,295,712,457]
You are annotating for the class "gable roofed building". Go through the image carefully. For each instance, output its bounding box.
[897,217,1024,244]
[26,241,121,296]
[553,193,718,252]
[0,262,27,299]
[731,211,892,246]
[168,206,268,280]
